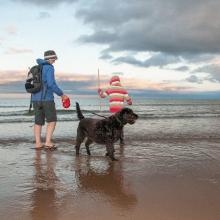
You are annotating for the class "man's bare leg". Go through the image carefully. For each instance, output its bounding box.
[34,124,43,149]
[45,122,56,147]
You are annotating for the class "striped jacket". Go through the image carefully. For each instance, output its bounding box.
[98,76,132,113]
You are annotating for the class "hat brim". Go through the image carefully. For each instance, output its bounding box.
[44,55,58,60]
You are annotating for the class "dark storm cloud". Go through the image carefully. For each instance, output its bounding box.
[11,0,220,67]
[193,64,220,82]
[76,0,220,65]
[194,64,220,75]
[183,64,220,84]
[185,75,203,84]
[173,66,190,72]
[79,31,117,44]
[99,53,113,60]
[112,53,181,68]
[38,12,51,19]
[12,0,77,7]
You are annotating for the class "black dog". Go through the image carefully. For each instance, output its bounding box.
[75,102,138,161]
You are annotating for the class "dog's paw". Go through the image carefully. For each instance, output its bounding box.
[111,157,118,161]
[120,142,125,147]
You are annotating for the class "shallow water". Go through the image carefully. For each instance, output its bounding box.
[0,137,220,220]
[1,96,220,219]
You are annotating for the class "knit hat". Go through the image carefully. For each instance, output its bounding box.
[110,75,120,85]
[44,50,58,60]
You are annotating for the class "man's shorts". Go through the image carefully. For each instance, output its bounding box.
[33,101,57,125]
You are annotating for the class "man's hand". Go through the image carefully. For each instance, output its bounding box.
[61,94,69,101]
[61,95,70,108]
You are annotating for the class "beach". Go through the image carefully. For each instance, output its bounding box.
[0,96,220,220]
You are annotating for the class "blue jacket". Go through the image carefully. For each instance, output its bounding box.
[32,59,63,101]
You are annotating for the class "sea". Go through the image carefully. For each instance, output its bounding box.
[1,93,220,220]
[1,93,220,141]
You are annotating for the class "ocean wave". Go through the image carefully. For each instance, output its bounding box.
[0,105,28,108]
[0,109,111,117]
[0,118,80,123]
[1,106,220,122]
[139,113,220,119]
[1,113,220,124]
[1,135,220,145]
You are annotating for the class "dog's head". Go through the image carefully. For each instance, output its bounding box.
[117,108,138,125]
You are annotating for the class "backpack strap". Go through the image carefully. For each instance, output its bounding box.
[28,94,32,113]
[40,64,45,103]
[27,64,44,113]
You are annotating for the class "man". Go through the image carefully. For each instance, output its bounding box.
[32,50,68,150]
[98,75,132,145]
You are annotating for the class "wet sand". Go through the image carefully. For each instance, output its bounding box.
[0,136,220,220]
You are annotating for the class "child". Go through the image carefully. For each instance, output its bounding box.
[98,75,132,145]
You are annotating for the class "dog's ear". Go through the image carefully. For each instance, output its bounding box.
[117,108,130,120]
[120,108,133,115]
[134,113,138,119]
[118,108,126,117]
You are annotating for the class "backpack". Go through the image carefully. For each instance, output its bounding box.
[25,64,44,113]
[25,64,43,94]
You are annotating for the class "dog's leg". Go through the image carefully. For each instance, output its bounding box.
[85,138,93,155]
[75,128,85,156]
[106,143,118,161]
[119,127,125,146]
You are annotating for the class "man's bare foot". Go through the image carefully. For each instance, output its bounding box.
[44,142,55,147]
[120,142,125,147]
[35,143,44,149]
[44,142,57,150]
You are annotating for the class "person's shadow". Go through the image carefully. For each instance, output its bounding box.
[75,154,137,209]
[31,150,59,220]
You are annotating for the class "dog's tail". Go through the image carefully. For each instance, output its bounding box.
[76,102,84,120]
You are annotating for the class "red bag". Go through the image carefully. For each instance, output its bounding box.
[62,98,70,109]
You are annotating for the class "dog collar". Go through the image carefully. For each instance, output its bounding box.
[115,116,123,126]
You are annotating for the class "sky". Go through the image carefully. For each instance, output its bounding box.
[1,0,220,98]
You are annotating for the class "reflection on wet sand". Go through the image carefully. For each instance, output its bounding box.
[31,151,59,220]
[29,147,137,219]
[2,136,219,220]
[75,156,137,209]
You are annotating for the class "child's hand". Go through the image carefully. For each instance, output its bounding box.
[127,100,132,105]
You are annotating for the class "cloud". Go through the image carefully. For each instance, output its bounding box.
[173,66,190,72]
[193,64,220,82]
[194,64,220,75]
[11,0,220,67]
[0,37,3,46]
[99,52,113,60]
[4,25,17,35]
[185,75,203,84]
[5,48,33,55]
[80,30,117,44]
[76,0,220,65]
[58,73,193,92]
[12,0,78,7]
[0,70,191,93]
[0,70,25,84]
[111,53,181,68]
[0,70,108,85]
[183,63,220,84]
[38,11,51,19]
